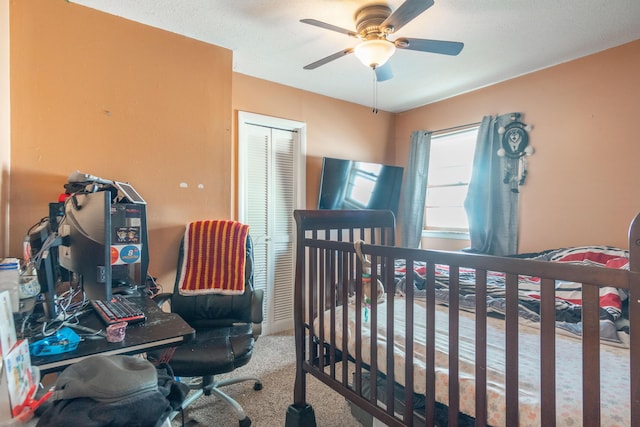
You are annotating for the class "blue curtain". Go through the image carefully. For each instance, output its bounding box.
[400,131,431,248]
[463,114,520,255]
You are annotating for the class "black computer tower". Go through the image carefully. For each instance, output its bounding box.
[110,202,149,291]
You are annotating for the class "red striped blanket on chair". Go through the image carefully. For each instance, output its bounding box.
[178,220,249,295]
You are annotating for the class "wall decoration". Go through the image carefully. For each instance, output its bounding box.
[496,113,533,193]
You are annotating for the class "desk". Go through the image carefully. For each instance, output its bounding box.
[29,296,195,374]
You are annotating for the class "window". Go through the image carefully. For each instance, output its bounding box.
[424,127,478,236]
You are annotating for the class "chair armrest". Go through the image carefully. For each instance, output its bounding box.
[250,289,264,339]
[152,292,173,308]
[251,289,264,324]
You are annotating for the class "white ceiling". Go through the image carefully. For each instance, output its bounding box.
[71,0,640,113]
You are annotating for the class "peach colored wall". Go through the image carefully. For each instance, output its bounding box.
[395,40,640,253]
[8,1,396,286]
[232,73,395,210]
[10,1,232,285]
[1,0,8,257]
[8,0,639,286]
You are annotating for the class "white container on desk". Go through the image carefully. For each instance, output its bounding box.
[0,259,20,313]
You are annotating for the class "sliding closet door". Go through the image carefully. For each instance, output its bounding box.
[238,112,306,335]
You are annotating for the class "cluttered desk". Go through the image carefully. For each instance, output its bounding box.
[1,285,194,422]
[0,172,195,423]
[26,295,194,375]
[16,172,195,375]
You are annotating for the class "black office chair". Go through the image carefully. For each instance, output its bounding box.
[148,230,264,427]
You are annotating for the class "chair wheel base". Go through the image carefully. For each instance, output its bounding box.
[239,416,251,427]
[253,381,263,391]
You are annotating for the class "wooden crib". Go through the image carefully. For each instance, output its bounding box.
[285,209,640,427]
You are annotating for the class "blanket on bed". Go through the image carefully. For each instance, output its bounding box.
[315,297,631,426]
[394,246,630,345]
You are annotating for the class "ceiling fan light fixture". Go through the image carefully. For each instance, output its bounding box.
[354,39,396,69]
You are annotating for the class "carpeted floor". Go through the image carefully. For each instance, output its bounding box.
[171,333,364,427]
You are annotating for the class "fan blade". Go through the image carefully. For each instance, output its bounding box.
[303,48,354,70]
[300,19,358,38]
[381,0,434,33]
[375,62,394,82]
[395,37,463,55]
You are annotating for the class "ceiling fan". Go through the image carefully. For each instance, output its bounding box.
[301,0,463,82]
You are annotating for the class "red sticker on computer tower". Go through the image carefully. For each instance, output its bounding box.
[111,247,119,265]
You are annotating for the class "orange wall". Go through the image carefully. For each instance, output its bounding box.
[8,1,396,286]
[1,0,8,257]
[232,73,395,211]
[8,0,640,282]
[10,1,233,285]
[395,40,640,253]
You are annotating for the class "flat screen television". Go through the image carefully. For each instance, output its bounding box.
[318,157,404,217]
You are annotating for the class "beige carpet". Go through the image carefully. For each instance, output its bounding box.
[171,333,363,427]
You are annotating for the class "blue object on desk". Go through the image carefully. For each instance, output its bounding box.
[29,327,81,356]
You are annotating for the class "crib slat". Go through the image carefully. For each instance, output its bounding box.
[505,273,519,426]
[328,249,338,376]
[404,258,415,425]
[354,250,364,386]
[341,250,350,387]
[448,266,461,426]
[539,277,556,425]
[314,246,323,366]
[582,283,601,427]
[385,259,397,420]
[368,256,379,408]
[425,260,437,426]
[474,270,488,426]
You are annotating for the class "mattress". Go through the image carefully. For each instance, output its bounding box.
[314,296,630,426]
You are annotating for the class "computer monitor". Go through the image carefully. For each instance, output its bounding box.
[58,191,113,300]
[29,219,61,320]
[57,190,149,301]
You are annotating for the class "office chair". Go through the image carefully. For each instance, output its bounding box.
[148,226,264,427]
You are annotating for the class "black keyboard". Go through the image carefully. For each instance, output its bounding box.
[91,296,146,325]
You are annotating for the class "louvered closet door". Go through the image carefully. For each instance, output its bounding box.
[244,124,296,334]
[245,125,269,323]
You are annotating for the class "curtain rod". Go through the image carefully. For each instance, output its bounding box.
[431,121,482,135]
[247,122,298,133]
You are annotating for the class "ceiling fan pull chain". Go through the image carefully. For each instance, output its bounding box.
[372,70,379,114]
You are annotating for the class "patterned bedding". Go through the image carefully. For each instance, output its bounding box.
[315,297,631,426]
[394,246,630,345]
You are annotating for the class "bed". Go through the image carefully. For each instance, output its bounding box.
[284,209,640,427]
